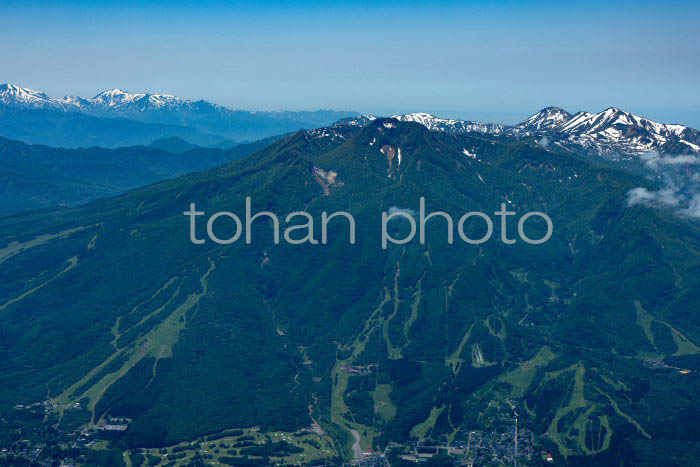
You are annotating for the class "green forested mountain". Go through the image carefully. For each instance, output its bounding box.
[0,135,282,212]
[147,137,202,154]
[1,119,699,465]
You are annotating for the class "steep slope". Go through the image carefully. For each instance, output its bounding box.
[1,119,700,465]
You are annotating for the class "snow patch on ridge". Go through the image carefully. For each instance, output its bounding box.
[463,148,477,159]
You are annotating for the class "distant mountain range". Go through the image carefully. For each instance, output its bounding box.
[508,106,700,157]
[147,136,202,154]
[0,84,358,143]
[352,108,700,158]
[3,83,698,157]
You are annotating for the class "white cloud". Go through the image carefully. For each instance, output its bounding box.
[639,150,700,170]
[627,187,681,208]
[679,194,700,219]
[627,151,700,219]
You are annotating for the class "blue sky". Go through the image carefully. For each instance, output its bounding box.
[2,0,699,126]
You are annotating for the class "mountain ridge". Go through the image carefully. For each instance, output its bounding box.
[5,83,698,156]
[0,83,359,141]
[345,108,700,157]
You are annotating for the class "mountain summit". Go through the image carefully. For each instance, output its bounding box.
[513,106,700,156]
[0,83,63,110]
[390,112,505,134]
[510,106,573,133]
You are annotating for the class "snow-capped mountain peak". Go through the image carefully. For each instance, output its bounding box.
[0,83,57,109]
[391,112,505,134]
[510,106,700,156]
[333,114,377,127]
[392,112,456,129]
[0,83,48,99]
[92,88,133,102]
[89,89,184,110]
[330,107,699,157]
[513,106,572,133]
[95,88,130,97]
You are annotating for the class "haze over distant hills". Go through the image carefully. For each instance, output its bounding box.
[0,135,282,212]
[0,105,232,149]
[0,84,358,145]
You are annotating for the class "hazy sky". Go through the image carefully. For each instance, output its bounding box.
[2,0,699,126]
